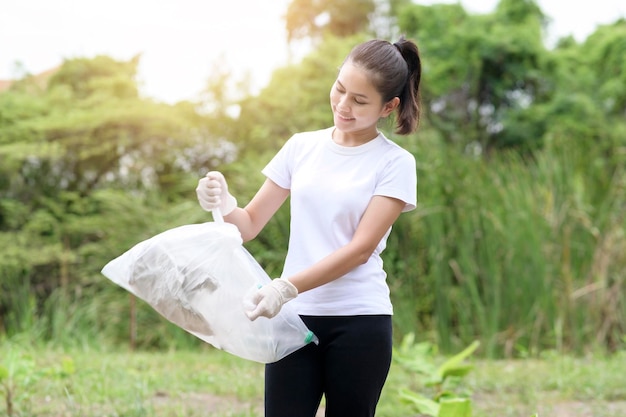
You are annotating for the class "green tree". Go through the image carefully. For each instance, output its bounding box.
[589,20,626,115]
[397,0,549,153]
[0,55,231,340]
[47,55,140,100]
[285,0,376,42]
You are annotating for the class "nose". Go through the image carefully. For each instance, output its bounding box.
[337,95,350,112]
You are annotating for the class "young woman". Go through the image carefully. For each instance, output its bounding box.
[196,36,421,417]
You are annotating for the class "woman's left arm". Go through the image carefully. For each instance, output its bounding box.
[244,195,406,320]
[288,195,406,293]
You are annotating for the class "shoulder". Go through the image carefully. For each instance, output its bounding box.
[287,127,332,144]
[279,127,333,154]
[378,133,416,165]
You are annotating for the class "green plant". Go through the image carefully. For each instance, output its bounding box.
[394,333,479,417]
[0,343,74,416]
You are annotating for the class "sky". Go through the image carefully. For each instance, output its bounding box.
[1,0,624,104]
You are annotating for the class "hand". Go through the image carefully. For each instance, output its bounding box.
[244,278,298,321]
[195,171,237,215]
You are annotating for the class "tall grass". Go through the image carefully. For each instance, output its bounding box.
[2,134,624,358]
[389,133,626,357]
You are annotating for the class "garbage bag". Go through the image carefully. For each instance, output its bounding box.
[101,212,317,363]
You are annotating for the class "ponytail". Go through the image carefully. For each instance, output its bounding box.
[393,37,422,134]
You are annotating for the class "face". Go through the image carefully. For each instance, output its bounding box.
[330,61,398,139]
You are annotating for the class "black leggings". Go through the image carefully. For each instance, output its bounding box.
[265,315,392,417]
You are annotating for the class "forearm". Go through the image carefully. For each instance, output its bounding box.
[223,178,290,243]
[288,195,406,293]
[223,207,260,242]
[287,243,371,293]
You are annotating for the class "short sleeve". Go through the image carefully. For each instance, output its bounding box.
[261,135,298,189]
[374,150,417,212]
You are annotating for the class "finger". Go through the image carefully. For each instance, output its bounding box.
[197,188,219,203]
[205,171,224,182]
[203,196,220,205]
[195,177,208,192]
[205,178,220,187]
[205,188,222,198]
[245,307,262,321]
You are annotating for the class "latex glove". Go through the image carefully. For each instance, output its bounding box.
[195,171,237,215]
[244,278,298,321]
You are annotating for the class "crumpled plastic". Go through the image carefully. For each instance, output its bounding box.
[101,212,317,363]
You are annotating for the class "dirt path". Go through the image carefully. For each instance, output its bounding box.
[152,392,626,417]
[152,391,325,416]
[473,392,626,417]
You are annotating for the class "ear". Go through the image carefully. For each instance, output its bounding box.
[381,97,400,117]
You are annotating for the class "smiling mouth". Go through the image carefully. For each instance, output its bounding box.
[335,112,354,121]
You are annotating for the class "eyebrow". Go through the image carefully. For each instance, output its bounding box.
[337,80,369,99]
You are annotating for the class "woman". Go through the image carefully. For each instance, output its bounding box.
[196,36,421,417]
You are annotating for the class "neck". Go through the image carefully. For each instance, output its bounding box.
[332,128,379,147]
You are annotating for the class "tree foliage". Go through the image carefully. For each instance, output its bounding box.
[286,0,376,42]
[0,55,233,339]
[396,0,549,153]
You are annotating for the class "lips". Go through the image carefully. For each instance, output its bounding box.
[335,111,354,121]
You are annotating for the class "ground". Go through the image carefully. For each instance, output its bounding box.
[150,391,626,417]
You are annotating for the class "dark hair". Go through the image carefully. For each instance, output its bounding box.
[344,36,422,135]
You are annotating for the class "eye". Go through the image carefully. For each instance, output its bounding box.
[334,83,367,105]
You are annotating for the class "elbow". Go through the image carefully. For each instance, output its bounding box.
[240,230,259,243]
[354,248,374,266]
[240,223,264,242]
[346,240,377,267]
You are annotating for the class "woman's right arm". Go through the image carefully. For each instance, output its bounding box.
[224,178,289,242]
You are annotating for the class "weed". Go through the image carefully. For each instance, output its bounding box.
[0,342,74,416]
[393,333,479,417]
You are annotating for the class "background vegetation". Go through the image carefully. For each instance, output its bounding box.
[1,0,625,363]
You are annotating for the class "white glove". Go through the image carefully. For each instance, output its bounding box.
[244,278,298,321]
[195,171,237,215]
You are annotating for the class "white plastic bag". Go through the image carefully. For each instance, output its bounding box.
[101,211,317,363]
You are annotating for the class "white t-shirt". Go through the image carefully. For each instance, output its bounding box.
[262,127,417,316]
